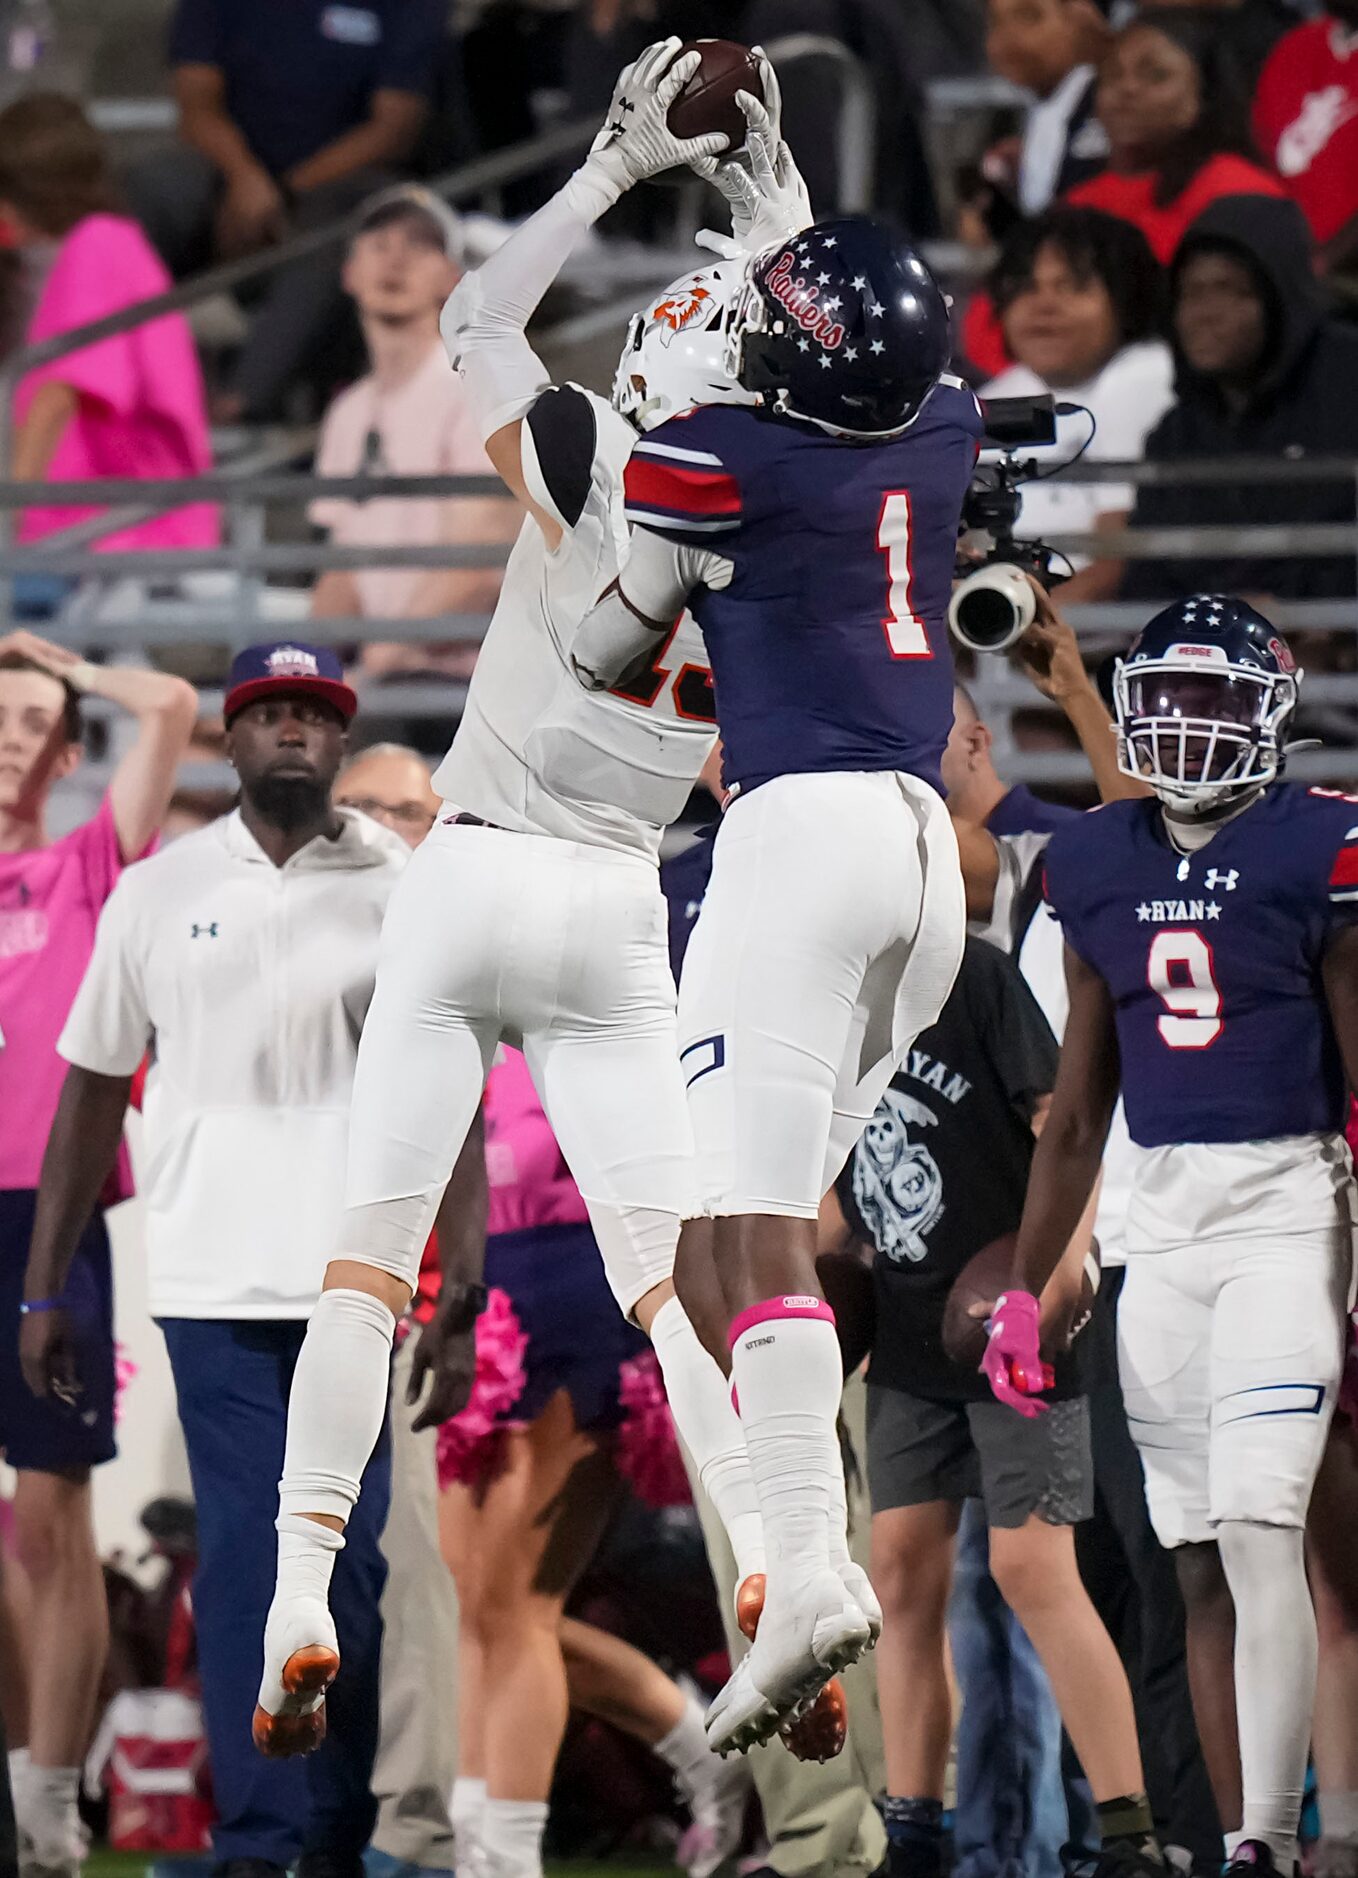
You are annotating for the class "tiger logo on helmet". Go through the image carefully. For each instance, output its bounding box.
[612,261,755,434]
[650,284,714,347]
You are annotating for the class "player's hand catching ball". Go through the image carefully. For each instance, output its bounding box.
[980,1289,1053,1418]
[692,54,813,257]
[583,41,731,205]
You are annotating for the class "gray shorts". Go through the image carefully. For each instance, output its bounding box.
[866,1383,1094,1528]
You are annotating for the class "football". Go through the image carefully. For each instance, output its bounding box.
[941,1233,1099,1374]
[665,38,764,152]
[941,1234,1018,1373]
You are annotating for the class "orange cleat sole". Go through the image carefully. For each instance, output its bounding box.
[735,1573,848,1763]
[251,1644,339,1759]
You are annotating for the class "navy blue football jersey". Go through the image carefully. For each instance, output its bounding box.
[623,382,983,795]
[1044,783,1358,1148]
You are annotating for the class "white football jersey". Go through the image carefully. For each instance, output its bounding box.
[433,385,715,860]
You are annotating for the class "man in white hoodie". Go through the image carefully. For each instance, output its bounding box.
[20,641,409,1878]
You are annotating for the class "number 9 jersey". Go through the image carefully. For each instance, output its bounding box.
[1044,783,1358,1152]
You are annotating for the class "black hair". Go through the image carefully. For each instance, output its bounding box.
[1108,10,1259,208]
[0,650,83,741]
[991,205,1165,347]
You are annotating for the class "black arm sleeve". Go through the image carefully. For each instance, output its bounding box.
[525,384,598,531]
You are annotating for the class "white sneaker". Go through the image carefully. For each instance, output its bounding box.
[704,1568,873,1756]
[839,1560,882,1643]
[252,1592,339,1758]
[675,1743,750,1878]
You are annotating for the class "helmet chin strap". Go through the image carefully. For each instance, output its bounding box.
[1161,782,1265,850]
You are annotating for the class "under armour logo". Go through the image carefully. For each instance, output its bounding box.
[191,922,219,938]
[1204,869,1239,891]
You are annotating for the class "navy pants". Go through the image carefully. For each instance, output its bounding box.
[161,1318,391,1869]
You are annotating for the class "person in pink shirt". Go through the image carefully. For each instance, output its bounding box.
[0,93,217,578]
[309,185,515,687]
[0,628,195,1878]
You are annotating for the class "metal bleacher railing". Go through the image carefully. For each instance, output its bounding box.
[2,50,1357,795]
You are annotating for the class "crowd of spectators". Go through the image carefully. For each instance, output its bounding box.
[4,6,1358,1878]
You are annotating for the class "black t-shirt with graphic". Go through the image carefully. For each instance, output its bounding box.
[838,937,1075,1402]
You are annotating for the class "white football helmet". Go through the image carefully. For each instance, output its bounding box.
[612,258,756,433]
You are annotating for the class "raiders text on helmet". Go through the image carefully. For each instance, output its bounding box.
[723,215,951,441]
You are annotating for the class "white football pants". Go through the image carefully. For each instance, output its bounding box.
[677,769,966,1219]
[341,817,694,1316]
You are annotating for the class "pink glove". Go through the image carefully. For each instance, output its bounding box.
[981,1290,1054,1419]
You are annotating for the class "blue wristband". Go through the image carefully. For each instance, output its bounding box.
[19,1298,66,1315]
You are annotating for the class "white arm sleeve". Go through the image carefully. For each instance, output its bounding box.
[439,169,617,445]
[572,529,730,688]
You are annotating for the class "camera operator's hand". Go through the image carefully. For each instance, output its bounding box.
[1013,580,1088,705]
[1013,576,1151,805]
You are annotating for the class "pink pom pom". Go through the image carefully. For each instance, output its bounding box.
[436,1289,529,1491]
[114,1343,138,1424]
[615,1350,691,1509]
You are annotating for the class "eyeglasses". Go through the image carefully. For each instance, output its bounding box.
[339,795,436,831]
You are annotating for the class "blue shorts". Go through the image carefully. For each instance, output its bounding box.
[487,1222,647,1432]
[0,1190,116,1472]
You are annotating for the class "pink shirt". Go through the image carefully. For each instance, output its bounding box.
[310,341,507,671]
[483,1048,590,1238]
[17,214,218,551]
[0,796,147,1194]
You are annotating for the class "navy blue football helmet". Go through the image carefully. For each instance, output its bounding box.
[1113,595,1301,809]
[723,216,951,440]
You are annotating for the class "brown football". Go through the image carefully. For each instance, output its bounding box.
[942,1234,1018,1373]
[665,38,764,152]
[941,1232,1098,1374]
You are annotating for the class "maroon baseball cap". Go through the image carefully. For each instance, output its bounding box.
[223,642,358,725]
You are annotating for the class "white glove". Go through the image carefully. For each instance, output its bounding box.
[577,40,732,212]
[690,54,813,259]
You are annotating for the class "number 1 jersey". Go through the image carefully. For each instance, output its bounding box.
[623,381,983,796]
[1044,784,1358,1149]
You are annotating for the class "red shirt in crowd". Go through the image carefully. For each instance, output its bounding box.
[1254,18,1358,247]
[1065,153,1286,263]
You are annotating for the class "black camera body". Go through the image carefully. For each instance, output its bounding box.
[950,393,1060,654]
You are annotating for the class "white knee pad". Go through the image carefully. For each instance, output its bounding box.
[588,1201,678,1320]
[337,1192,444,1289]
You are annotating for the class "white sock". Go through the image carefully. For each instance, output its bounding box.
[654,1689,714,1791]
[1321,1791,1358,1845]
[729,1300,843,1587]
[826,1444,851,1573]
[1219,1520,1315,1859]
[450,1775,487,1869]
[22,1764,81,1865]
[273,1512,345,1612]
[480,1797,548,1878]
[277,1287,396,1522]
[650,1296,766,1580]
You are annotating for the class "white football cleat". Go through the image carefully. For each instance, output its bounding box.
[705,1567,873,1757]
[252,1593,339,1758]
[840,1560,882,1643]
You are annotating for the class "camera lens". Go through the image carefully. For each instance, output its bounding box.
[955,586,1020,650]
